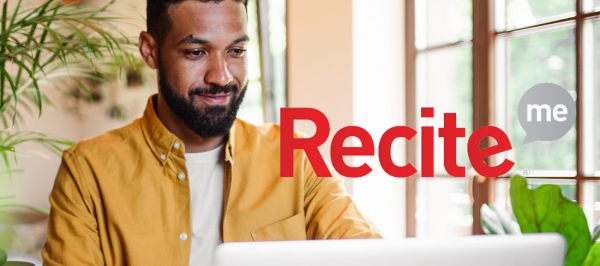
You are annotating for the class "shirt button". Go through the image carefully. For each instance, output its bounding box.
[178,172,186,180]
[180,233,188,241]
[173,141,181,150]
[160,154,166,161]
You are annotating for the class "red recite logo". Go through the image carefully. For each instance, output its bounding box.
[280,107,515,178]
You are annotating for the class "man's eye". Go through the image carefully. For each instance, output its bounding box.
[229,48,247,57]
[186,50,205,59]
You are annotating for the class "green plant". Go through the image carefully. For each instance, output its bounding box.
[0,247,6,265]
[0,0,135,213]
[482,175,600,266]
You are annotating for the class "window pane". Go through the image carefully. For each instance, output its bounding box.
[581,20,597,175]
[593,0,600,12]
[237,0,265,125]
[503,0,575,30]
[582,182,600,230]
[416,46,472,175]
[267,0,288,122]
[587,21,600,174]
[416,177,472,237]
[415,0,472,49]
[501,27,576,173]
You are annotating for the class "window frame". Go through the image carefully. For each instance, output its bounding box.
[405,0,600,236]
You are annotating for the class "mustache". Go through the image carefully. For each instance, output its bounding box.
[189,84,239,96]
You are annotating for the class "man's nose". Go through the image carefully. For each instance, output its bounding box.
[204,54,233,87]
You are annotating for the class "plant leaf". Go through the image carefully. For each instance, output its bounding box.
[2,1,8,37]
[8,58,42,117]
[0,67,18,125]
[0,203,49,215]
[583,243,600,266]
[481,203,505,235]
[8,0,22,30]
[533,185,591,266]
[490,203,521,234]
[34,21,67,65]
[510,175,540,232]
[510,175,592,266]
[593,221,600,244]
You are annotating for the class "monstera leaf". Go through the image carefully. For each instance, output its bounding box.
[509,175,539,232]
[583,243,600,266]
[510,175,592,266]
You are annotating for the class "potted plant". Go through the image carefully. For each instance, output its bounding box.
[0,0,135,263]
[482,175,600,266]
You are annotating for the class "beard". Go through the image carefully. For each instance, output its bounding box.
[158,63,247,138]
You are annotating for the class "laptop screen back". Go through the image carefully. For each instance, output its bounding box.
[215,233,565,266]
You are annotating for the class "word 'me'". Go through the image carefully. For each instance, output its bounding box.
[518,83,576,144]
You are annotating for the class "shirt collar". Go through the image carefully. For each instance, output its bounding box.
[140,94,236,165]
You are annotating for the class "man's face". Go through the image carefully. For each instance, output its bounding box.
[157,1,248,138]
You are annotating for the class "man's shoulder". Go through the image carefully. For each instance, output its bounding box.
[234,119,281,141]
[234,118,307,142]
[65,118,143,156]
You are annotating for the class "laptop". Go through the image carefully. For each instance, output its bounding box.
[214,233,565,266]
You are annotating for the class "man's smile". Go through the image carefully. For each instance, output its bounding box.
[197,92,231,105]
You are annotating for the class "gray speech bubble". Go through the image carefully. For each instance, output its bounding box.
[517,83,576,145]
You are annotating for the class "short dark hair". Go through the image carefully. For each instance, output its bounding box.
[146,0,248,46]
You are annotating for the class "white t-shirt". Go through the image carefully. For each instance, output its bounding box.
[185,144,225,266]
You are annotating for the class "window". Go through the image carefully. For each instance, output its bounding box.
[237,0,287,125]
[406,0,600,236]
[408,0,474,237]
[494,0,600,231]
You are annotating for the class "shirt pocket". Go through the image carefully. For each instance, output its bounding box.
[251,212,307,241]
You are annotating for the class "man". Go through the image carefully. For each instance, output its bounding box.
[42,0,380,265]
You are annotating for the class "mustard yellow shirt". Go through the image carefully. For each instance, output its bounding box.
[42,95,381,266]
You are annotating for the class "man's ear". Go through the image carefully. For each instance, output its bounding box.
[139,31,159,70]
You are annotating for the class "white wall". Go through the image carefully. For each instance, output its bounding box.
[287,0,406,238]
[287,0,354,176]
[352,0,406,239]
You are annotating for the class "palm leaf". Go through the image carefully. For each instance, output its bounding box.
[0,0,136,204]
[0,204,49,215]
